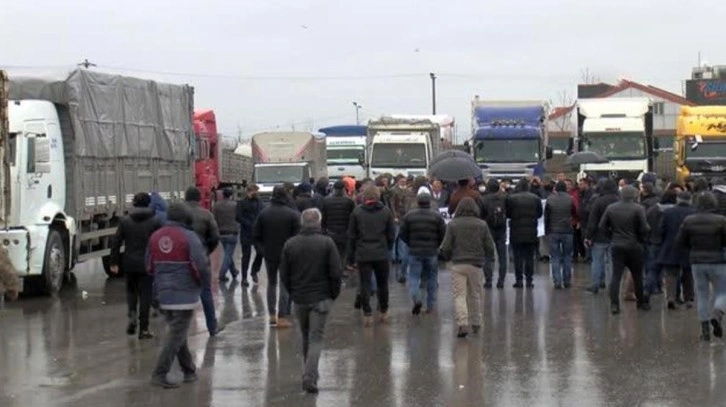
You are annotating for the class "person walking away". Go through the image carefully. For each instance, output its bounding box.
[598,185,651,314]
[150,192,168,224]
[321,181,356,271]
[644,190,676,296]
[506,179,543,288]
[349,186,396,327]
[448,179,481,216]
[236,185,264,286]
[110,192,162,339]
[677,192,726,341]
[399,192,446,315]
[185,187,223,336]
[311,177,329,210]
[440,197,495,338]
[545,181,576,289]
[390,176,415,283]
[585,178,619,294]
[147,203,210,388]
[480,179,508,289]
[295,182,316,212]
[578,178,594,262]
[659,191,694,310]
[252,185,301,328]
[280,208,342,394]
[213,188,240,282]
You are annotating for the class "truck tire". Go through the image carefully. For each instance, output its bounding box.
[42,230,66,295]
[102,255,123,278]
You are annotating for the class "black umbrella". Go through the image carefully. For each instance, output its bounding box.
[565,151,609,165]
[429,150,476,168]
[428,156,482,182]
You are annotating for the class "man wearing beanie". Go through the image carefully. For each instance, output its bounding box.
[399,192,446,314]
[598,185,651,314]
[252,185,301,328]
[147,202,210,388]
[321,181,356,264]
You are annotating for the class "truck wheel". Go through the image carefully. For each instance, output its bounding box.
[102,255,123,278]
[42,230,66,295]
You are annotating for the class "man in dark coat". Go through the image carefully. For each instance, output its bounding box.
[506,179,543,288]
[311,177,330,210]
[295,182,316,212]
[599,185,651,314]
[252,185,301,328]
[213,188,240,283]
[480,178,508,288]
[236,185,264,286]
[545,181,577,289]
[280,208,342,394]
[399,193,446,314]
[585,178,619,294]
[658,191,695,310]
[644,190,676,296]
[321,181,356,265]
[111,192,163,339]
[349,186,396,326]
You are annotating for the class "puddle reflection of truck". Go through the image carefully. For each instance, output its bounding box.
[1,69,194,293]
[251,131,327,200]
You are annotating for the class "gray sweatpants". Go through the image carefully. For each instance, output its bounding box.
[295,299,332,383]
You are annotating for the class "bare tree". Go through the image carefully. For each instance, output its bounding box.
[580,67,600,84]
[549,89,574,133]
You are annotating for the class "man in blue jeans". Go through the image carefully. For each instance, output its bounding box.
[399,193,446,314]
[213,188,240,282]
[585,178,619,294]
[545,181,576,289]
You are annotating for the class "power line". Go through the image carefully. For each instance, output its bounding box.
[220,112,353,137]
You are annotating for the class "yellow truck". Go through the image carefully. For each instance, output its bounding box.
[675,105,726,184]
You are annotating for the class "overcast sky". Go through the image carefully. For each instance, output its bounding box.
[2,0,724,141]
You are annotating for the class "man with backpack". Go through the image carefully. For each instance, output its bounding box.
[480,179,508,289]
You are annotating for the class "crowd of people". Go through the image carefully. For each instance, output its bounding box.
[21,170,726,393]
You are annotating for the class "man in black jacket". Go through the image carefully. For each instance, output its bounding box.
[545,181,577,289]
[480,179,508,288]
[280,208,342,393]
[252,185,301,328]
[658,191,694,309]
[349,186,396,326]
[506,179,543,288]
[110,192,162,339]
[644,191,676,296]
[677,192,726,341]
[399,193,446,314]
[321,181,356,265]
[585,179,619,294]
[599,185,651,314]
[213,188,240,283]
[236,185,264,286]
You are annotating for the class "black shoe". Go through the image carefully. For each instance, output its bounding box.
[637,302,651,311]
[564,283,571,289]
[219,275,229,282]
[554,284,563,290]
[586,286,599,295]
[599,282,606,289]
[712,316,723,338]
[526,282,534,289]
[151,376,180,389]
[611,303,621,315]
[513,282,524,288]
[702,321,712,342]
[241,279,250,287]
[456,326,469,338]
[472,325,481,334]
[483,282,493,289]
[138,330,154,340]
[496,281,504,289]
[183,372,199,383]
[126,323,137,336]
[252,273,259,284]
[412,303,422,316]
[210,324,225,337]
[397,277,407,284]
[353,295,362,310]
[302,379,319,394]
[231,270,240,280]
[667,301,677,310]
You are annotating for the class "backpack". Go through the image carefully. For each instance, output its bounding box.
[486,195,507,230]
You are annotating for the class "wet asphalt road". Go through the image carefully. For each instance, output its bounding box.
[2,250,726,407]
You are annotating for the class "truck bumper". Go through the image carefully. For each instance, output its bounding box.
[0,226,49,282]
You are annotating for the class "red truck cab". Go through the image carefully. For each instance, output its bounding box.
[193,109,219,209]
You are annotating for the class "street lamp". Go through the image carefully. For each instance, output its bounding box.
[430,73,437,115]
[352,101,362,125]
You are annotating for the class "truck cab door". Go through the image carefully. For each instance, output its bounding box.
[20,122,53,223]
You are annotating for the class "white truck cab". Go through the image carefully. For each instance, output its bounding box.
[369,133,430,178]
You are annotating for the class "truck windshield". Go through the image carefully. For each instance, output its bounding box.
[474,139,540,163]
[371,143,426,168]
[255,166,304,184]
[327,147,364,164]
[686,142,726,159]
[582,132,646,159]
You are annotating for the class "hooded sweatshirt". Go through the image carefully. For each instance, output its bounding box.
[150,192,168,224]
[111,207,163,273]
[348,200,396,262]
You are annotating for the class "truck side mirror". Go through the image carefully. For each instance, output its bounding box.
[357,151,365,165]
[545,146,553,160]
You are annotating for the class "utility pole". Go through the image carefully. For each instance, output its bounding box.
[77,59,96,69]
[430,72,437,115]
[352,101,362,125]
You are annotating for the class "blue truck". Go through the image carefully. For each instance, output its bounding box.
[468,97,552,181]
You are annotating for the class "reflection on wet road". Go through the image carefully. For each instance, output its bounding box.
[2,253,726,406]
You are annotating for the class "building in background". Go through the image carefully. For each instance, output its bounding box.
[686,65,726,105]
